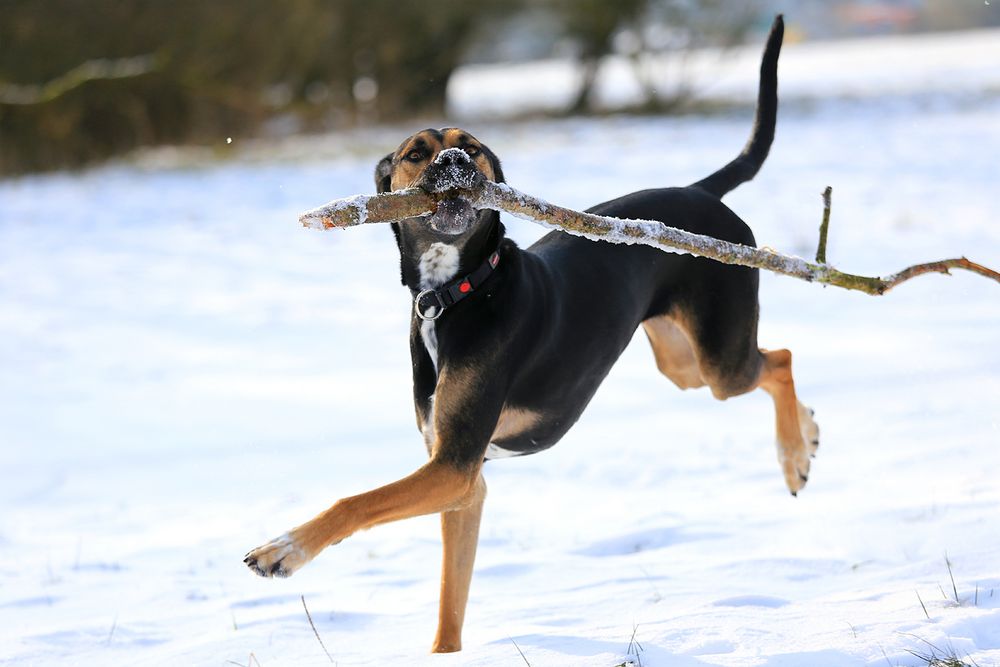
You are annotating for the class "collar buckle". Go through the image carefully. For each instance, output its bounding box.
[415,289,446,321]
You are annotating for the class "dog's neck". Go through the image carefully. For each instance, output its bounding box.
[394,211,504,292]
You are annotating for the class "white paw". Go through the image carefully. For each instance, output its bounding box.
[799,402,820,459]
[779,403,820,496]
[778,440,811,496]
[244,532,310,578]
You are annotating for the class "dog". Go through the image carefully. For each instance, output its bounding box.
[245,15,817,653]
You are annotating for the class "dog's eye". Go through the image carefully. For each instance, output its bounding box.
[405,150,424,162]
[463,145,481,157]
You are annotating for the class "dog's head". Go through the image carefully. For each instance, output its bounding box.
[374,128,505,235]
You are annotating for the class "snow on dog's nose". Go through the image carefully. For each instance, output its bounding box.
[434,147,470,167]
[423,147,482,193]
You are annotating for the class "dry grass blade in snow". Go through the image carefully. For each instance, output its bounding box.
[301,595,335,664]
[298,180,1000,296]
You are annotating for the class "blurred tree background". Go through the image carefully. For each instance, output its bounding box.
[1,0,996,175]
[0,0,512,174]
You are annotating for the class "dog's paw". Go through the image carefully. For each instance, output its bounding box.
[799,402,820,458]
[778,442,811,497]
[779,402,819,496]
[244,532,310,579]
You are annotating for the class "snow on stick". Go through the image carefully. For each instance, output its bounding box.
[298,181,1000,296]
[299,189,434,229]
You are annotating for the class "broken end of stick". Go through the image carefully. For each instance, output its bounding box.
[298,213,339,230]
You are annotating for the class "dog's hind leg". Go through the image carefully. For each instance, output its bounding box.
[697,343,818,495]
[642,314,706,390]
[646,264,818,495]
[755,348,819,495]
[433,472,486,653]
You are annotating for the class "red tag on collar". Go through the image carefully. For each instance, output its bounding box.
[459,280,472,294]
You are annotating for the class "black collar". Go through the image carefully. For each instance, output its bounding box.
[414,245,502,321]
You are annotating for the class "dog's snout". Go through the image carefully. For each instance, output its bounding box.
[434,147,471,167]
[421,147,481,193]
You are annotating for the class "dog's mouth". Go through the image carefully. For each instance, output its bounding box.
[428,197,476,234]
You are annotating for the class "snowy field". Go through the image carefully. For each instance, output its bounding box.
[2,32,1000,667]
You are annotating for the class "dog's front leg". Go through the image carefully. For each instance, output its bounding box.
[245,361,504,654]
[244,459,481,578]
[433,472,486,653]
[421,363,505,652]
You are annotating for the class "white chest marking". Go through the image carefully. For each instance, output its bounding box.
[417,243,461,371]
[421,319,439,371]
[418,242,461,290]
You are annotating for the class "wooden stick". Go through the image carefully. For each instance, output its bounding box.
[298,181,1000,296]
[300,188,436,230]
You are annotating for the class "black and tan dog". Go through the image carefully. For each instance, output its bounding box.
[245,15,817,652]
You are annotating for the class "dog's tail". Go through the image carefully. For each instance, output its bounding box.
[690,15,783,198]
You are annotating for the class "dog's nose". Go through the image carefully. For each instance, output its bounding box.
[434,147,471,167]
[422,146,481,193]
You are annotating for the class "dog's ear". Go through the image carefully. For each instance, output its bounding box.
[481,145,505,184]
[375,151,406,283]
[374,152,394,193]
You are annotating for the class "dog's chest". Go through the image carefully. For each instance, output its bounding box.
[417,243,461,371]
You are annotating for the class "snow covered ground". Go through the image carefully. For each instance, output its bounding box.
[2,31,999,667]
